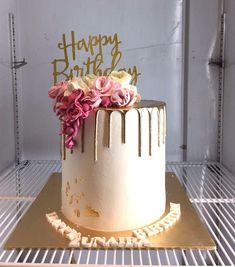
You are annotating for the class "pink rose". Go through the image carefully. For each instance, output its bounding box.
[125,90,136,107]
[93,76,120,95]
[64,103,83,122]
[63,119,80,149]
[81,89,102,109]
[100,96,111,108]
[48,81,68,99]
[110,88,135,107]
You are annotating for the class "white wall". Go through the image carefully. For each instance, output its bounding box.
[223,0,235,175]
[18,0,183,161]
[0,0,18,173]
[186,0,221,161]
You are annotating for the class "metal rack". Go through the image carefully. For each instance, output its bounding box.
[0,161,234,266]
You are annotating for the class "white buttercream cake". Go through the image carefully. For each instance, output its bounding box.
[48,71,167,233]
[61,100,166,231]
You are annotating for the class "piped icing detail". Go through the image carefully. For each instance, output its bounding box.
[45,202,180,248]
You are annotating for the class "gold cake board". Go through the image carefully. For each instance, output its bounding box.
[4,173,215,250]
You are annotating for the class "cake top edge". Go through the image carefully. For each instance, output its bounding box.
[96,100,165,111]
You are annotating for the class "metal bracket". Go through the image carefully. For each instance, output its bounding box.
[208,59,224,68]
[180,144,187,150]
[12,58,27,69]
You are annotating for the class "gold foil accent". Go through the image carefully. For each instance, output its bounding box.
[65,181,70,197]
[75,192,85,204]
[85,206,100,217]
[69,195,74,205]
[79,177,85,182]
[74,209,80,217]
[81,119,85,153]
[67,181,70,189]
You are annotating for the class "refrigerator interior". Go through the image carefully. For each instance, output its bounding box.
[0,0,234,266]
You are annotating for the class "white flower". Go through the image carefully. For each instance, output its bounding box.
[110,70,132,87]
[64,75,97,96]
[83,74,96,88]
[126,84,141,103]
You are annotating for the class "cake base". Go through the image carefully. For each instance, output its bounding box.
[4,173,215,250]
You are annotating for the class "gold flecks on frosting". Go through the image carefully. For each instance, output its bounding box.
[79,177,85,182]
[85,206,100,217]
[74,192,85,204]
[74,208,80,217]
[65,181,71,197]
[69,194,74,205]
[67,181,70,189]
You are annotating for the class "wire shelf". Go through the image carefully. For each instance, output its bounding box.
[0,161,234,266]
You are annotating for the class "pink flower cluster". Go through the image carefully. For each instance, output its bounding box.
[93,76,137,108]
[49,74,140,150]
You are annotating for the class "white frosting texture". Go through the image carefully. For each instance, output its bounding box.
[62,101,166,231]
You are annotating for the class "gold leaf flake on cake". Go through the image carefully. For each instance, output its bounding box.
[79,177,86,182]
[74,209,80,217]
[85,206,100,217]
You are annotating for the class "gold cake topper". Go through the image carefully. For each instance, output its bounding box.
[52,31,141,84]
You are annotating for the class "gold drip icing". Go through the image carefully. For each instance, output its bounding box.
[94,110,100,161]
[137,110,142,157]
[163,106,167,144]
[157,108,161,147]
[61,134,66,160]
[107,111,112,148]
[93,104,166,160]
[107,110,126,148]
[122,112,126,143]
[60,101,166,161]
[147,110,152,156]
[81,119,85,153]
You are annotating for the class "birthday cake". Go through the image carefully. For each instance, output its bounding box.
[48,71,178,247]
